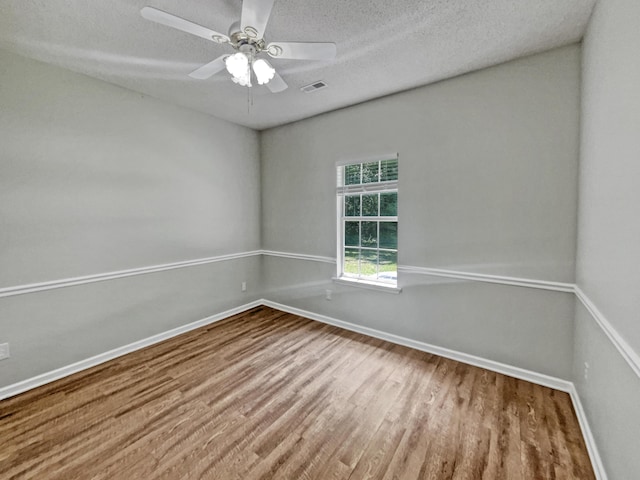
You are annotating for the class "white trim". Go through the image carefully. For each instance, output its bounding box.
[263,253,574,293]
[332,276,402,294]
[0,251,262,299]
[261,250,336,264]
[0,251,576,299]
[261,300,572,392]
[335,152,398,167]
[0,246,634,389]
[260,255,638,382]
[0,300,263,401]
[399,265,575,292]
[0,297,571,401]
[336,194,344,279]
[338,182,399,194]
[0,297,606,479]
[575,286,640,379]
[264,299,606,479]
[568,384,608,480]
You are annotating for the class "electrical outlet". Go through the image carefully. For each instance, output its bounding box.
[241,281,247,292]
[583,361,590,380]
[325,289,332,301]
[0,343,9,361]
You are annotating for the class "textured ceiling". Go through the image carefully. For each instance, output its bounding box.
[0,0,595,130]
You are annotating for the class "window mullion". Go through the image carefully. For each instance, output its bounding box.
[376,221,380,279]
[376,192,380,280]
[358,192,362,278]
[342,216,397,222]
[358,219,362,278]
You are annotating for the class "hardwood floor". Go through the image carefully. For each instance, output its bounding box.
[0,306,595,479]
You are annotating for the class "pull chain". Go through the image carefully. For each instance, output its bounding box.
[246,54,254,113]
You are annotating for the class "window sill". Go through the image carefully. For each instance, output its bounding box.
[332,276,402,294]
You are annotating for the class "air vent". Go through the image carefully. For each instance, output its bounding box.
[301,81,328,93]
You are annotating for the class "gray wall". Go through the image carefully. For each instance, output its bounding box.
[573,301,640,479]
[0,49,262,386]
[261,45,581,379]
[2,26,635,477]
[575,0,640,477]
[577,0,640,354]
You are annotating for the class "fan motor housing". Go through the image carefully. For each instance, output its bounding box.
[227,20,266,51]
[230,30,266,52]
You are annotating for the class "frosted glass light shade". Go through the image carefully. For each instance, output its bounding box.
[231,74,251,87]
[252,59,275,85]
[226,52,251,86]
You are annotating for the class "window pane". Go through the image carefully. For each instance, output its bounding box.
[378,251,397,281]
[344,221,360,246]
[345,195,360,216]
[362,194,378,216]
[362,161,379,184]
[380,159,398,181]
[345,164,361,185]
[339,158,398,286]
[361,221,378,247]
[380,192,397,216]
[379,222,397,249]
[344,248,359,275]
[360,249,378,277]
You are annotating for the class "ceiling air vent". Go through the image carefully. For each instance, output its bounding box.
[301,81,328,93]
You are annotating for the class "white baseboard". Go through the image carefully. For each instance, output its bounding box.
[0,300,262,401]
[0,298,606,480]
[262,299,573,393]
[1,297,572,400]
[568,384,608,480]
[264,299,606,479]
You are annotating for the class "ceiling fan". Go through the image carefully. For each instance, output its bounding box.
[140,0,337,93]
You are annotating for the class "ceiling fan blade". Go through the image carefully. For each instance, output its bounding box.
[141,7,229,43]
[265,64,288,93]
[188,55,228,79]
[240,0,275,39]
[267,42,336,61]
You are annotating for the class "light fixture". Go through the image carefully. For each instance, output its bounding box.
[252,59,275,85]
[225,52,251,87]
[224,46,277,88]
[141,4,338,94]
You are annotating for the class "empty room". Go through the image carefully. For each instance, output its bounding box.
[0,0,638,478]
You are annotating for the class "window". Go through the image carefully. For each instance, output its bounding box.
[337,156,398,288]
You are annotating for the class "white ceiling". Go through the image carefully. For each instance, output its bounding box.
[0,0,595,130]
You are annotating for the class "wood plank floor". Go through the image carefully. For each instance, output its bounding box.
[0,306,595,480]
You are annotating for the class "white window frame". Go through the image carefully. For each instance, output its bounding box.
[335,154,400,292]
